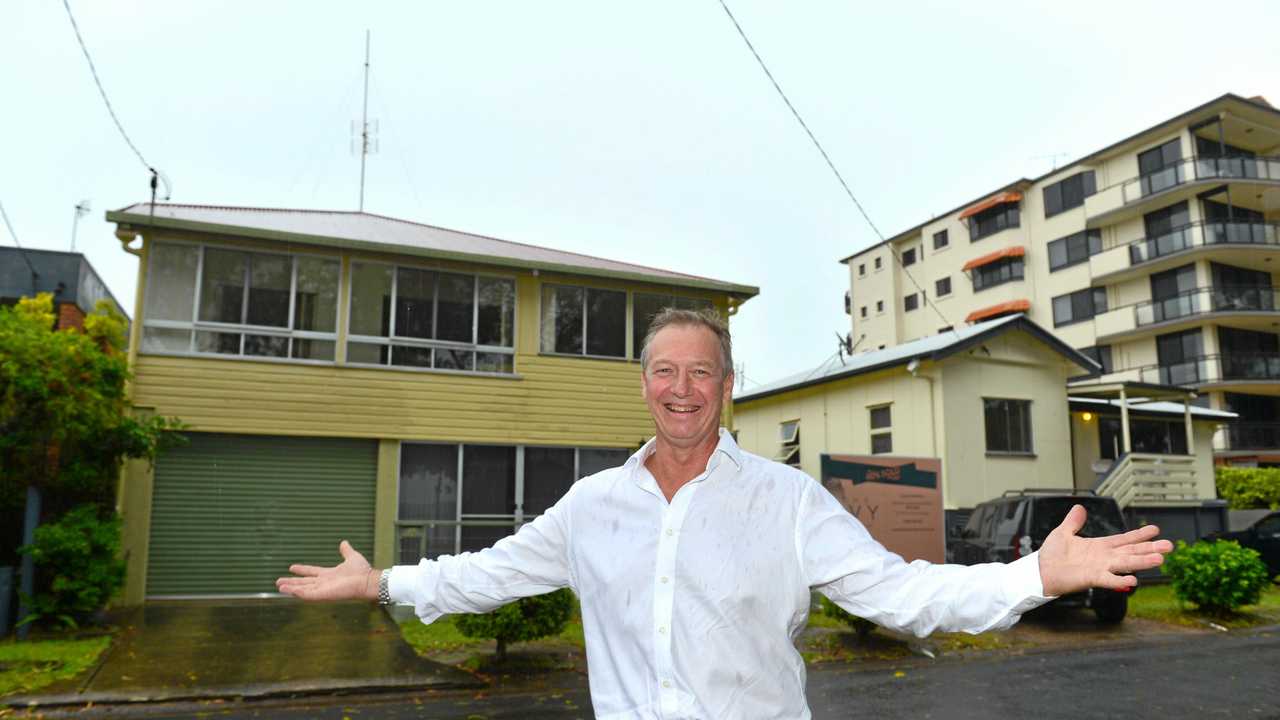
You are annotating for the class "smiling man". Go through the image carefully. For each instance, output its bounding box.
[278,309,1173,719]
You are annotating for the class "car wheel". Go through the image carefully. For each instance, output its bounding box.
[1094,594,1127,623]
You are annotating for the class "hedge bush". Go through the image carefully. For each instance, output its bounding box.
[455,589,576,659]
[818,595,875,639]
[1215,467,1280,510]
[1162,539,1270,614]
[18,504,126,629]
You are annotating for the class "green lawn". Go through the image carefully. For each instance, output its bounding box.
[0,636,111,697]
[1129,582,1280,628]
[399,614,587,657]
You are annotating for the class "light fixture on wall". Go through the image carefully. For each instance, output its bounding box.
[1081,412,1094,422]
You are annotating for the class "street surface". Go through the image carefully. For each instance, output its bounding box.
[38,629,1280,719]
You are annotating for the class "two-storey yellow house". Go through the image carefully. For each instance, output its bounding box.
[108,203,757,604]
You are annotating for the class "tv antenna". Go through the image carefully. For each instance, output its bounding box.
[71,199,91,251]
[353,30,379,212]
[1032,152,1069,171]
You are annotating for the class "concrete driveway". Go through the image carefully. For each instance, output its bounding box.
[11,600,479,708]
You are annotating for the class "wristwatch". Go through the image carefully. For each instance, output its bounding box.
[377,568,392,605]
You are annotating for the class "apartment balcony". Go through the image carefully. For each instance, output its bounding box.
[1085,154,1280,228]
[1089,220,1280,284]
[1136,353,1280,389]
[1094,285,1280,343]
[1215,422,1280,454]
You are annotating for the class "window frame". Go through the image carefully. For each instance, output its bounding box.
[968,203,1021,242]
[932,229,949,251]
[776,419,801,467]
[983,398,1034,455]
[869,404,893,455]
[395,442,630,562]
[1052,287,1109,327]
[935,276,952,297]
[904,293,919,312]
[1047,229,1103,272]
[971,256,1025,292]
[902,248,917,267]
[140,238,342,366]
[345,260,518,375]
[1042,170,1097,218]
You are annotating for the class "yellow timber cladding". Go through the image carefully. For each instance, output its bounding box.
[844,94,1280,465]
[115,218,755,603]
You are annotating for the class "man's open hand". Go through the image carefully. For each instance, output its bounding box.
[1037,504,1174,597]
[276,540,380,601]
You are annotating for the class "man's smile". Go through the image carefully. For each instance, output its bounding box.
[664,403,701,414]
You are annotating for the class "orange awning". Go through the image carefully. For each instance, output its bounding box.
[966,299,1031,323]
[958,191,1023,220]
[962,245,1026,272]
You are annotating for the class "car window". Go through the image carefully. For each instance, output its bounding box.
[1030,498,1125,539]
[963,507,987,537]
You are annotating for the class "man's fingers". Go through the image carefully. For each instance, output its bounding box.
[1119,539,1173,556]
[1109,552,1167,575]
[339,540,357,561]
[1095,573,1139,591]
[1103,524,1161,548]
[288,564,328,577]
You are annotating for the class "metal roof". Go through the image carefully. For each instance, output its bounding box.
[1068,397,1237,420]
[733,314,1097,403]
[106,203,759,299]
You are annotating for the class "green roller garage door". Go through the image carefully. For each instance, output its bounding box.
[147,433,377,597]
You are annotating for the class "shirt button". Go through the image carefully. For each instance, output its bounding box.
[666,528,674,536]
[660,576,669,584]
[659,625,667,634]
[662,680,672,689]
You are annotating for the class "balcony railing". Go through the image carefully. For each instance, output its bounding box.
[1134,285,1280,327]
[1217,422,1280,452]
[1128,221,1280,266]
[1109,154,1280,206]
[1137,352,1280,385]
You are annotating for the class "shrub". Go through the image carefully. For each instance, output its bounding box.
[18,505,126,629]
[1215,467,1280,510]
[1162,539,1270,615]
[818,595,875,639]
[454,589,576,659]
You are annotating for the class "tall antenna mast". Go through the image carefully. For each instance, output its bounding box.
[358,30,371,212]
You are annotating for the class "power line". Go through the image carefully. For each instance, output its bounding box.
[61,0,154,174]
[0,200,40,293]
[715,1,960,337]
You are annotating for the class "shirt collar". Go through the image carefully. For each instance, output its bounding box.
[623,428,744,483]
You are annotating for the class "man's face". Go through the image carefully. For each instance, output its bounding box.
[641,324,734,450]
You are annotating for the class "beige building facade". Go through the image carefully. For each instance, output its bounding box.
[843,94,1280,467]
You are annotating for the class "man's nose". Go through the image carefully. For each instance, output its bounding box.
[671,370,692,395]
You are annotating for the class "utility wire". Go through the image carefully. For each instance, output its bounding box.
[715,1,960,338]
[0,200,40,291]
[61,0,154,175]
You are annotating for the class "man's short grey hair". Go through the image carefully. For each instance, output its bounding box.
[639,308,733,379]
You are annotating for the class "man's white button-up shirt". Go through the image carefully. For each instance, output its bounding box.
[389,430,1051,719]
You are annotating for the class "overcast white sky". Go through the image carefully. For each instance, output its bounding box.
[4,1,1278,386]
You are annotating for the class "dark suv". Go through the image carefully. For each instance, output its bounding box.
[951,490,1130,623]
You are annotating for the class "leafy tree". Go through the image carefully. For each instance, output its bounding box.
[454,589,576,660]
[1215,467,1280,510]
[0,293,182,568]
[19,504,126,629]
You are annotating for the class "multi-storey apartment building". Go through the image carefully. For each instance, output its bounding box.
[843,93,1280,467]
[107,203,756,603]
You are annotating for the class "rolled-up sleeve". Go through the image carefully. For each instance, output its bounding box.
[796,479,1052,638]
[387,491,575,624]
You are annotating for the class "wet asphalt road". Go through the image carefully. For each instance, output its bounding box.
[39,629,1280,719]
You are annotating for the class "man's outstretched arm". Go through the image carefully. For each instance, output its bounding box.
[1036,503,1172,596]
[276,540,380,601]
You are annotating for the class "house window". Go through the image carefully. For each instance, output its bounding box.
[1042,171,1097,217]
[1098,418,1188,459]
[632,292,714,360]
[933,230,949,250]
[1048,229,1103,271]
[1137,138,1183,196]
[876,300,884,314]
[983,398,1033,454]
[1155,328,1205,385]
[860,306,868,318]
[938,326,953,334]
[346,262,515,373]
[541,284,626,358]
[776,420,800,467]
[869,405,892,454]
[859,263,866,276]
[904,293,919,312]
[971,256,1024,292]
[396,443,629,562]
[1052,287,1108,327]
[968,203,1020,242]
[903,248,917,267]
[874,257,883,270]
[935,277,952,297]
[140,241,341,362]
[1078,345,1114,374]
